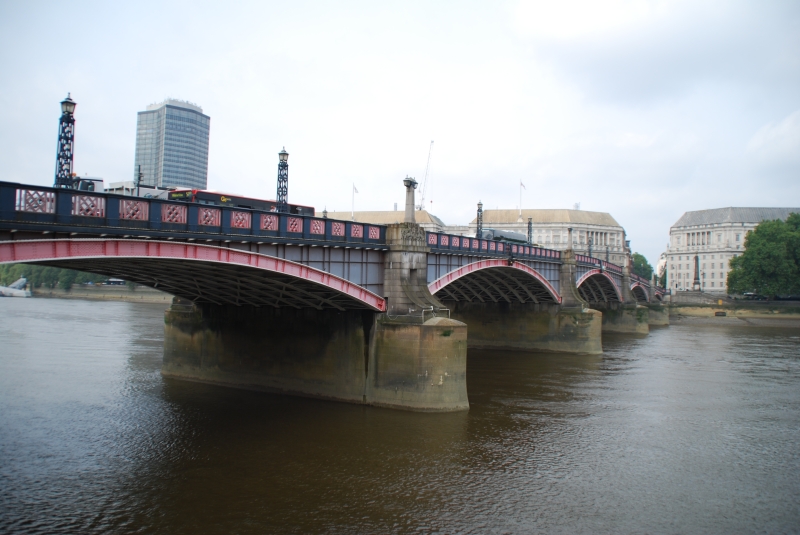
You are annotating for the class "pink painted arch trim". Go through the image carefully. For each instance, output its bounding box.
[576,268,622,301]
[630,281,650,302]
[0,239,386,312]
[428,259,562,303]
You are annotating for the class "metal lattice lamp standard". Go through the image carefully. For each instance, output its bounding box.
[476,201,483,238]
[54,94,77,188]
[276,147,289,213]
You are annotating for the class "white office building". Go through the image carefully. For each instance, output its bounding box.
[665,207,800,293]
[463,209,628,264]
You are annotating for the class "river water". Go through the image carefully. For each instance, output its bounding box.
[1,298,799,534]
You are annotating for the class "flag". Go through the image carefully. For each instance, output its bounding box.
[353,184,359,194]
[520,181,526,189]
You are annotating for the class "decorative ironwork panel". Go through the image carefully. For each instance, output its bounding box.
[472,239,479,249]
[162,204,187,224]
[310,219,324,235]
[440,235,449,246]
[351,224,363,238]
[198,208,221,226]
[481,240,487,250]
[498,243,504,252]
[513,245,518,253]
[16,190,55,214]
[428,233,437,245]
[119,200,149,221]
[525,247,530,255]
[261,214,278,231]
[368,226,380,239]
[72,195,105,217]
[287,217,302,233]
[489,241,496,251]
[452,237,460,248]
[231,211,252,229]
[332,222,345,236]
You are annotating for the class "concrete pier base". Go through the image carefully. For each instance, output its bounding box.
[162,301,468,412]
[446,301,603,355]
[367,316,468,412]
[647,305,670,326]
[601,304,650,334]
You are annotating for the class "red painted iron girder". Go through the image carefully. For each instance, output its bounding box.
[0,239,386,311]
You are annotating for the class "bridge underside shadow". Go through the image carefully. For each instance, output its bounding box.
[578,272,649,334]
[37,257,374,311]
[431,265,602,355]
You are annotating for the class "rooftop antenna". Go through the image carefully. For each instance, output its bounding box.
[417,140,434,210]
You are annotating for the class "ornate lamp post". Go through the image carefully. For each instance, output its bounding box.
[276,147,289,213]
[54,94,77,188]
[476,201,483,238]
[588,237,593,258]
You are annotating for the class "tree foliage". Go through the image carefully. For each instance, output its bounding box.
[0,264,108,290]
[727,213,800,297]
[631,252,654,280]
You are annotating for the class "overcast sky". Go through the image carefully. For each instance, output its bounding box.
[1,0,798,264]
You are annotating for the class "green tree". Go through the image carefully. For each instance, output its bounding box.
[727,214,800,297]
[631,253,653,280]
[58,269,78,291]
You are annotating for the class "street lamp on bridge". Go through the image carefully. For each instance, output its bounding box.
[276,147,289,213]
[476,201,483,238]
[54,94,77,188]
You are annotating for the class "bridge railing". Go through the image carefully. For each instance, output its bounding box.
[0,181,387,246]
[425,231,562,261]
[575,254,623,273]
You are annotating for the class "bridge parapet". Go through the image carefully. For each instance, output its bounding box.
[0,181,386,248]
[425,231,562,261]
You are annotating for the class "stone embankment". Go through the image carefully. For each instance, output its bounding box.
[32,285,173,304]
[666,291,800,327]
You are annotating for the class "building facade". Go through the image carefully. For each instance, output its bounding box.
[458,209,628,264]
[664,207,800,293]
[133,99,210,190]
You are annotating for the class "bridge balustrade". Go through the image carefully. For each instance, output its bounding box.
[0,181,386,247]
[425,231,562,261]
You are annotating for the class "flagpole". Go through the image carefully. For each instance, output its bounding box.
[352,184,355,221]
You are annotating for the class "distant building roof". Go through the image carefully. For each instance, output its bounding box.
[315,210,446,227]
[471,209,621,227]
[672,207,800,228]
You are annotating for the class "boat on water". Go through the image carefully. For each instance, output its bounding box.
[0,278,32,297]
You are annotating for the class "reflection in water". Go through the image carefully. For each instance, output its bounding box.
[1,299,799,534]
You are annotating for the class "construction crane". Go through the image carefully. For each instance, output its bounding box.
[417,140,434,210]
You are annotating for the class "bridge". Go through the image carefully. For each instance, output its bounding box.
[0,179,668,412]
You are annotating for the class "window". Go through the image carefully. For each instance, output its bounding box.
[711,282,715,287]
[736,234,741,242]
[711,273,715,278]
[711,263,715,269]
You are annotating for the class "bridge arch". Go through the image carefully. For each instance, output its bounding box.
[576,269,622,305]
[0,239,385,311]
[631,282,650,303]
[428,259,561,304]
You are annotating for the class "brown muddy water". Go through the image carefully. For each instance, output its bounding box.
[1,298,799,534]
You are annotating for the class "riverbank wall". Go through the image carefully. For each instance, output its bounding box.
[32,285,173,303]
